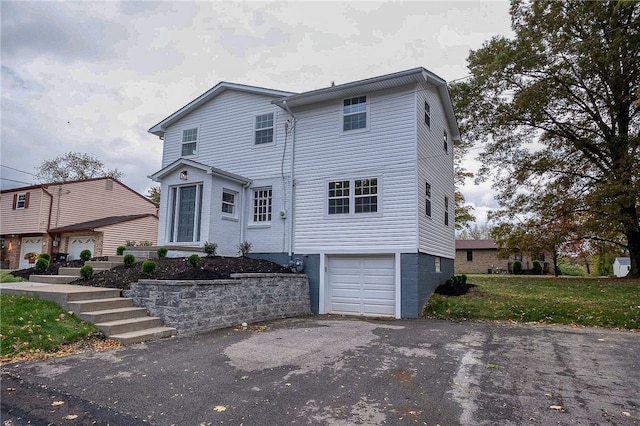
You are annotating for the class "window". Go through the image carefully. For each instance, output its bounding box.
[182,128,198,156]
[328,178,378,215]
[424,101,431,128]
[253,187,272,222]
[255,113,274,145]
[13,193,29,210]
[221,190,236,215]
[169,184,203,243]
[343,96,367,131]
[443,129,448,153]
[444,196,450,226]
[467,250,473,262]
[425,183,432,217]
[435,256,441,273]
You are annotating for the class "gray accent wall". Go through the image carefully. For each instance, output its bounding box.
[401,252,454,318]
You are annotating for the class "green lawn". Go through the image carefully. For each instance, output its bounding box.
[424,275,640,330]
[1,294,101,360]
[0,270,25,283]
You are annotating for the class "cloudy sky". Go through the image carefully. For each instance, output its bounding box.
[1,0,512,225]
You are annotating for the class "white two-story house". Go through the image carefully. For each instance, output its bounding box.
[148,67,458,318]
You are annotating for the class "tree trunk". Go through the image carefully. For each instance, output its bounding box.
[553,251,561,277]
[627,228,640,278]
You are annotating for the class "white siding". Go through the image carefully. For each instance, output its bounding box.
[416,82,456,258]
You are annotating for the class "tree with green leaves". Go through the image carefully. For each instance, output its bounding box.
[36,152,123,183]
[453,0,640,276]
[147,186,161,204]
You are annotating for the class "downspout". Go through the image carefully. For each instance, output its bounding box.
[282,100,296,259]
[42,185,54,253]
[239,181,251,245]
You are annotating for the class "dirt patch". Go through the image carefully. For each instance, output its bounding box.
[11,256,292,290]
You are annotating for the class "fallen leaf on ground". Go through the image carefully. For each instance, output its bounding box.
[51,401,64,406]
[213,406,226,412]
[63,415,78,420]
[550,405,563,411]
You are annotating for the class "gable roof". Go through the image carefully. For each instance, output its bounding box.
[615,257,631,266]
[455,239,498,250]
[148,82,294,137]
[49,214,156,233]
[148,158,251,185]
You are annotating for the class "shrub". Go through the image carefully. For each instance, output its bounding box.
[34,258,49,273]
[237,241,252,257]
[445,277,454,287]
[460,274,467,285]
[512,260,522,275]
[532,260,543,275]
[79,249,92,262]
[79,265,94,280]
[187,254,201,267]
[141,260,157,276]
[157,247,168,258]
[558,263,588,276]
[203,242,217,257]
[138,240,152,247]
[39,253,51,262]
[116,246,126,255]
[123,254,136,267]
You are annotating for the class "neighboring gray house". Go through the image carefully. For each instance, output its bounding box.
[148,67,459,318]
[613,257,631,277]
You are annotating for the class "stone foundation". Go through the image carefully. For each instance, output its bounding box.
[123,273,310,335]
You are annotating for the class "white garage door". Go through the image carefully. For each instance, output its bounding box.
[328,255,396,317]
[19,237,43,269]
[68,236,96,260]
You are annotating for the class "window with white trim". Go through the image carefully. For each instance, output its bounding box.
[343,96,367,131]
[443,129,448,153]
[253,187,272,222]
[425,101,431,128]
[221,190,236,216]
[15,193,27,209]
[444,196,450,226]
[168,184,203,243]
[181,128,198,156]
[425,182,432,217]
[255,113,274,145]
[328,177,378,215]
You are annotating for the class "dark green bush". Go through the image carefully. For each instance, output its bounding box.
[203,242,217,256]
[445,277,454,287]
[123,254,136,267]
[141,260,157,276]
[79,249,92,261]
[34,258,49,273]
[156,247,168,258]
[39,253,51,262]
[116,246,126,255]
[187,254,201,267]
[532,260,543,275]
[79,265,94,280]
[461,274,467,285]
[513,260,522,275]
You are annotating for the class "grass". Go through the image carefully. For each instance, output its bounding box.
[1,294,102,360]
[424,275,640,330]
[0,270,26,283]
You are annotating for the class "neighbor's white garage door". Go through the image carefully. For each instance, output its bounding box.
[68,236,96,260]
[327,255,396,317]
[19,237,43,269]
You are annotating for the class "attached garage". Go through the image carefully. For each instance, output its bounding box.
[327,255,397,317]
[67,236,96,260]
[19,237,43,269]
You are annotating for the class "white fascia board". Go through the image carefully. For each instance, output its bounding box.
[147,158,212,181]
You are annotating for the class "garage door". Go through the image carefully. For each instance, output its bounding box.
[68,236,96,260]
[19,237,42,269]
[328,255,396,317]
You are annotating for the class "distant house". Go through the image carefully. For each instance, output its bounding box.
[148,67,459,318]
[613,257,631,277]
[455,239,550,274]
[0,177,158,269]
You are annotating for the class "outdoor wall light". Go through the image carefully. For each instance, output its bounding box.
[180,170,188,180]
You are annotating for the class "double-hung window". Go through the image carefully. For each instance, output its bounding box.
[221,190,236,216]
[181,128,198,156]
[253,187,272,222]
[255,113,274,145]
[343,96,367,131]
[14,193,28,210]
[328,177,378,215]
[425,182,432,217]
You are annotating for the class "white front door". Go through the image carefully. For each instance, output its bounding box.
[19,237,43,269]
[67,236,96,260]
[327,255,396,317]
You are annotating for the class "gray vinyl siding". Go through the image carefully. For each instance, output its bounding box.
[416,82,455,259]
[292,86,419,253]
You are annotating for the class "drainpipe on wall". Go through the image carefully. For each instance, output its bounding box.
[281,100,296,259]
[42,185,54,254]
[239,181,252,246]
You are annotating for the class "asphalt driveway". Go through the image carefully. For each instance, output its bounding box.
[2,317,639,425]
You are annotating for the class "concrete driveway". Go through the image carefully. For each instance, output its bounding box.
[2,317,639,425]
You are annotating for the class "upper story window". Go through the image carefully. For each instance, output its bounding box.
[255,113,274,145]
[343,96,367,131]
[444,196,450,226]
[328,177,378,215]
[221,190,236,216]
[425,182,432,217]
[443,129,448,153]
[253,187,272,222]
[181,128,198,156]
[13,192,29,210]
[425,101,431,128]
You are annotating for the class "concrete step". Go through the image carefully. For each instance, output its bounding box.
[85,260,123,269]
[29,275,80,284]
[58,267,109,276]
[79,306,149,324]
[109,327,177,345]
[67,297,133,314]
[95,316,163,335]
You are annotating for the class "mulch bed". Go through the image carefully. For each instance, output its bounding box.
[434,282,476,296]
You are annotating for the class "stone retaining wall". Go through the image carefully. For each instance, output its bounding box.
[123,273,310,335]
